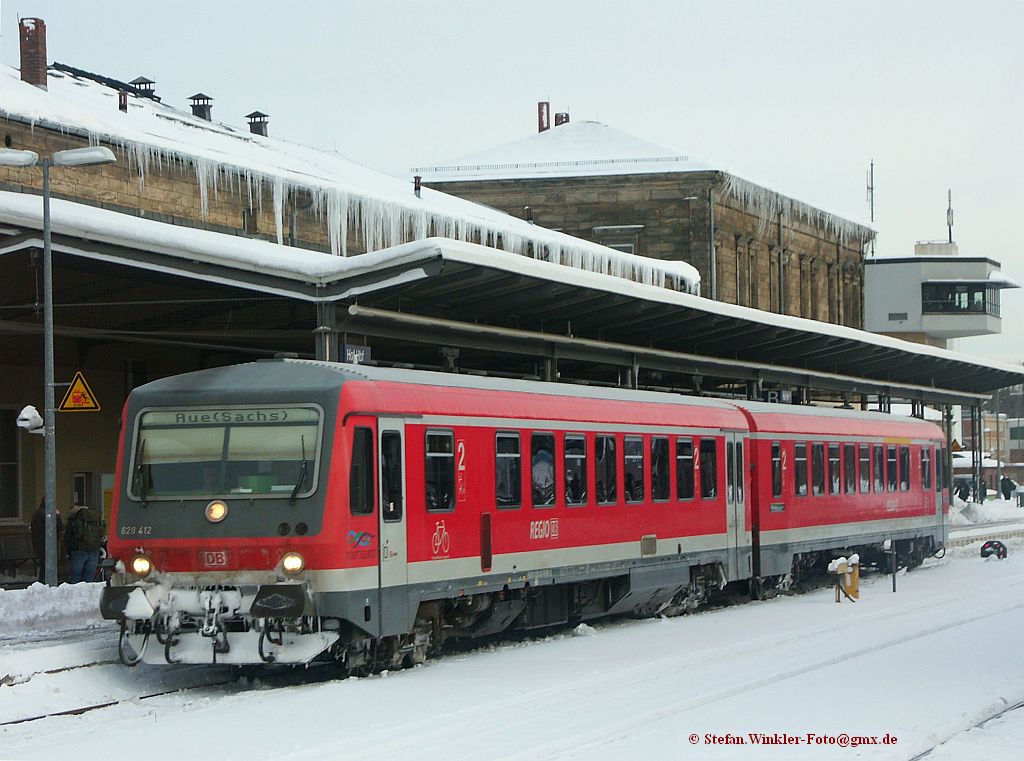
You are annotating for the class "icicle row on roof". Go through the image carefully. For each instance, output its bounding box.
[82,134,701,294]
[722,175,874,245]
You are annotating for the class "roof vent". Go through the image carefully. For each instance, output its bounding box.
[537,101,550,133]
[189,93,213,121]
[130,76,155,97]
[554,112,570,127]
[245,110,269,136]
[18,18,48,90]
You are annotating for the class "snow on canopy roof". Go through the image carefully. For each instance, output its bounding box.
[415,120,874,244]
[0,66,698,293]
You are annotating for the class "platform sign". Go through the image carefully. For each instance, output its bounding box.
[58,371,101,412]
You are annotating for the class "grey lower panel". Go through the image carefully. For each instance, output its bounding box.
[758,525,945,577]
[319,546,749,638]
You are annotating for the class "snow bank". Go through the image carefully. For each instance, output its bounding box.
[950,497,1024,526]
[0,582,105,635]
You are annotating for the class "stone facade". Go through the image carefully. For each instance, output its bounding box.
[425,171,868,327]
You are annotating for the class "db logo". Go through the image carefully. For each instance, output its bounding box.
[201,550,228,568]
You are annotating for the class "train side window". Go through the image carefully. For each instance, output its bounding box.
[859,444,871,493]
[624,436,644,503]
[886,445,898,492]
[381,431,403,522]
[565,434,587,507]
[531,433,556,508]
[425,430,455,512]
[652,437,670,502]
[699,438,717,499]
[811,443,825,497]
[794,443,808,497]
[495,432,521,509]
[676,438,695,500]
[922,446,932,490]
[844,443,856,494]
[349,427,374,516]
[736,442,744,502]
[828,443,841,495]
[596,435,617,505]
[771,442,783,498]
[727,442,735,503]
[873,445,885,492]
[899,446,911,491]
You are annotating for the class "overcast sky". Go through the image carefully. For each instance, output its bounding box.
[2,1,1021,362]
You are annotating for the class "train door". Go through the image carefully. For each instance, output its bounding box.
[725,433,746,580]
[378,418,410,637]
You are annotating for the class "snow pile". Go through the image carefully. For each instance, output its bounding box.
[949,496,1024,526]
[0,66,699,293]
[0,582,105,634]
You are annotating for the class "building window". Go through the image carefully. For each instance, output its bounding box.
[922,283,1001,317]
[565,434,587,506]
[495,432,521,509]
[425,430,455,512]
[0,409,20,520]
[677,438,695,500]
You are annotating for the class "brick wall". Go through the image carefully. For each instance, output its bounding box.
[427,171,867,328]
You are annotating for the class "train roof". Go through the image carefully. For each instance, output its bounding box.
[132,360,945,439]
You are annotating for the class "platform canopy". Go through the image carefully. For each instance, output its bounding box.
[1,192,1021,406]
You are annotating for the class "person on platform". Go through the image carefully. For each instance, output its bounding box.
[30,500,62,584]
[1001,475,1016,501]
[64,504,104,583]
[979,479,988,502]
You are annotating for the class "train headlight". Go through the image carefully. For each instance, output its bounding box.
[205,499,229,523]
[130,553,153,578]
[281,552,305,575]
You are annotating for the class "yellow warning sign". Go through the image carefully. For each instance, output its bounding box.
[58,371,101,412]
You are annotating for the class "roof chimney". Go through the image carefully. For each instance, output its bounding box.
[189,93,213,121]
[554,112,570,127]
[19,18,48,90]
[537,101,550,133]
[245,111,269,136]
[130,76,156,98]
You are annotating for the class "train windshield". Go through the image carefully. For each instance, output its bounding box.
[128,406,322,500]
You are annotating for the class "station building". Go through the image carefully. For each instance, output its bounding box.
[416,106,874,327]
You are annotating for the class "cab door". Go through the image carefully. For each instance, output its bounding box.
[378,419,410,637]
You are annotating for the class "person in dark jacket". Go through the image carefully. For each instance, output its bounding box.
[30,500,63,584]
[1001,476,1017,501]
[64,504,104,584]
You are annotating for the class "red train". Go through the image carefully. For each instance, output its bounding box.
[101,359,948,667]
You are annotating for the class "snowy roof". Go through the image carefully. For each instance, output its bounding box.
[3,189,1021,399]
[0,65,698,293]
[415,120,874,244]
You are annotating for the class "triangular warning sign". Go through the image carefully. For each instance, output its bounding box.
[59,371,101,412]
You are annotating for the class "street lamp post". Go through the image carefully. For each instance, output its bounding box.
[0,146,116,586]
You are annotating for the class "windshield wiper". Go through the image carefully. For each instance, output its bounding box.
[133,439,149,507]
[290,435,308,504]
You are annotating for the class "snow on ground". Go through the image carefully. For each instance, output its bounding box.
[948,495,1024,526]
[3,531,1024,760]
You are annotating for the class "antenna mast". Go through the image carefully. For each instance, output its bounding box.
[946,189,954,244]
[866,160,875,256]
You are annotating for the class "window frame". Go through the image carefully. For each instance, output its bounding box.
[530,431,557,509]
[624,436,645,504]
[495,431,522,510]
[349,426,375,516]
[794,442,809,497]
[425,429,456,513]
[595,434,618,506]
[651,436,670,502]
[564,433,588,507]
[771,441,783,498]
[699,438,718,500]
[828,443,841,496]
[676,437,695,501]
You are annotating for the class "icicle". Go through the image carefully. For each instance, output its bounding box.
[273,176,286,245]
